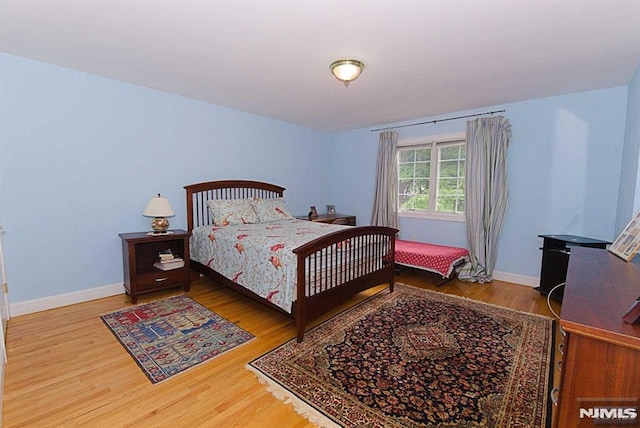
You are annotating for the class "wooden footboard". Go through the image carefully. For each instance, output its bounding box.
[292,226,397,342]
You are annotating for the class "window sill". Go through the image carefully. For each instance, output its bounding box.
[399,211,466,223]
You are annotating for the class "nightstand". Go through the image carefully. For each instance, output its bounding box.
[119,229,192,303]
[296,214,356,226]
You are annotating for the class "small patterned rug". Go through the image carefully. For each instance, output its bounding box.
[102,295,254,383]
[248,283,555,427]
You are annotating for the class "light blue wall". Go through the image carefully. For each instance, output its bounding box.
[0,51,636,305]
[0,53,332,303]
[331,87,628,278]
[616,61,640,232]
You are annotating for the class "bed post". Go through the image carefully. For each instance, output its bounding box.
[295,253,306,343]
[389,233,396,293]
[185,188,194,232]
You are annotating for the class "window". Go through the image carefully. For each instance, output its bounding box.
[397,133,466,220]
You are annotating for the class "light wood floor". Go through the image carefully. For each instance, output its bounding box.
[2,269,562,427]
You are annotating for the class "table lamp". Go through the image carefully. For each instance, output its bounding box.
[143,193,175,234]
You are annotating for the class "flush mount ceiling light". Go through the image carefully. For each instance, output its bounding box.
[330,59,365,87]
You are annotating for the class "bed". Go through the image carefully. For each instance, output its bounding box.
[184,180,398,342]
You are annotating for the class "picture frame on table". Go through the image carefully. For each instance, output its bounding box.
[623,297,640,324]
[608,210,640,262]
[326,205,336,215]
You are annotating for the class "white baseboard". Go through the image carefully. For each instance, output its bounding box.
[8,271,539,317]
[492,270,539,287]
[10,283,124,317]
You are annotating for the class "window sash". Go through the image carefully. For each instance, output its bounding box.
[436,143,465,214]
[397,133,465,219]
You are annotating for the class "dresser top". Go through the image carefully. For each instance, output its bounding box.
[561,247,640,349]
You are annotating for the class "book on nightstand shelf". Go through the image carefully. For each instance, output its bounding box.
[158,249,175,261]
[153,249,185,270]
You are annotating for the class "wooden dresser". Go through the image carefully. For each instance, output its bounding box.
[554,247,640,427]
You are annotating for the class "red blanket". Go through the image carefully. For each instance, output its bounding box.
[395,240,469,278]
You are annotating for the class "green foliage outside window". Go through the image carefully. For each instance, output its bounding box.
[398,148,430,210]
[437,145,465,213]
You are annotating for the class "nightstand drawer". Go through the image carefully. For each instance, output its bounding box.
[136,268,187,291]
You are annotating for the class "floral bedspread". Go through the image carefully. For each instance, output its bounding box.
[190,219,348,312]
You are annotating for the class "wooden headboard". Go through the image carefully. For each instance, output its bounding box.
[184,180,285,231]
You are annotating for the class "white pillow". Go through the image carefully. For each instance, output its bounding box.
[251,197,294,222]
[207,199,259,226]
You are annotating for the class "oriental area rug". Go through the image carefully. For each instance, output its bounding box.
[102,295,254,384]
[248,283,555,428]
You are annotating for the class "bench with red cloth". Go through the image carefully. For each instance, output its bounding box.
[395,239,469,281]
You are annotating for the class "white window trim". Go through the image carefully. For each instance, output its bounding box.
[400,209,466,222]
[397,131,466,223]
[396,132,466,148]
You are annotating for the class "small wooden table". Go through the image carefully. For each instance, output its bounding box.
[537,234,610,300]
[119,229,191,303]
[296,214,356,226]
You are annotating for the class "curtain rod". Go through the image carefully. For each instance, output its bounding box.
[370,109,506,132]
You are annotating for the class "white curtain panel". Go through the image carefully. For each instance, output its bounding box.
[371,130,399,229]
[459,116,512,283]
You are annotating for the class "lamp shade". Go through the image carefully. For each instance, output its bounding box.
[143,194,175,218]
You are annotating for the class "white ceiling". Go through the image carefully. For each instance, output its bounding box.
[1,0,639,132]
